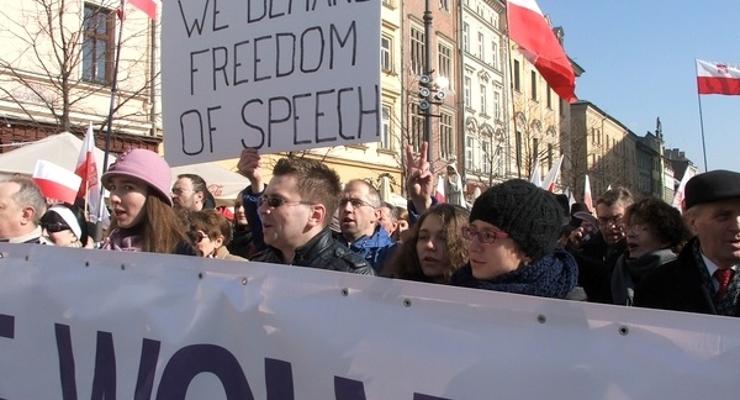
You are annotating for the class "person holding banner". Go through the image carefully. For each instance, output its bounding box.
[451,179,578,299]
[251,156,374,275]
[610,198,691,306]
[100,149,194,255]
[40,204,89,248]
[0,177,49,244]
[383,204,470,284]
[635,170,740,316]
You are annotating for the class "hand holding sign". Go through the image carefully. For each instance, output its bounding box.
[405,142,434,213]
[237,148,265,192]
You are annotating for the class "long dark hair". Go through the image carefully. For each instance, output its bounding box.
[109,193,190,254]
[383,204,470,283]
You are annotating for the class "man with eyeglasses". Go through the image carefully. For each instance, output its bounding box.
[0,177,50,244]
[336,180,395,273]
[238,151,374,275]
[571,187,633,303]
[171,174,215,212]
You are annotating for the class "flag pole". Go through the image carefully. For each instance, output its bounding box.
[695,60,709,171]
[95,6,126,241]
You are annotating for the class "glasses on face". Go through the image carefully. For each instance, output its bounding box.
[43,222,70,233]
[171,187,192,196]
[338,197,375,209]
[461,225,510,244]
[598,215,624,228]
[188,231,208,243]
[258,195,312,209]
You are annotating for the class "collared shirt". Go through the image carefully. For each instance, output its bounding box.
[4,226,49,244]
[701,252,738,291]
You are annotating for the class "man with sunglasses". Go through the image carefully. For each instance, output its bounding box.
[239,152,374,275]
[336,180,395,273]
[0,177,50,244]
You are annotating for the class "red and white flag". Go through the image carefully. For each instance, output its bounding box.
[119,0,159,21]
[508,0,576,103]
[32,160,82,205]
[583,174,593,213]
[541,155,564,192]
[529,158,542,187]
[696,59,740,96]
[672,169,696,213]
[75,123,105,222]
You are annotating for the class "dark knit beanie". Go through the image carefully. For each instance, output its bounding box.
[469,179,564,260]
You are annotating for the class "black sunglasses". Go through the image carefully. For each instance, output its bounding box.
[43,222,70,233]
[187,231,208,243]
[258,195,312,209]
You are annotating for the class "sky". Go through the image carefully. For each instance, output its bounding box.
[537,0,740,172]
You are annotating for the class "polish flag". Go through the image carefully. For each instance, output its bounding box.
[119,0,159,21]
[696,59,740,96]
[541,155,564,192]
[508,0,576,102]
[529,157,542,187]
[672,168,696,213]
[32,160,82,205]
[75,123,105,221]
[583,174,593,213]
[435,175,446,203]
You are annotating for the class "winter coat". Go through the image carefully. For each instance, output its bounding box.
[337,226,395,273]
[610,248,677,306]
[253,228,375,276]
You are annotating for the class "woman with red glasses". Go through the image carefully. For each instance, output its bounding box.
[451,179,578,299]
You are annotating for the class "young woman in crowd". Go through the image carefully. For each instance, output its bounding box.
[100,149,194,254]
[383,204,469,284]
[611,198,691,305]
[227,191,254,259]
[40,204,88,247]
[451,179,578,299]
[188,209,247,261]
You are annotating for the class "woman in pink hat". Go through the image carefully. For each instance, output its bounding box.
[100,149,193,254]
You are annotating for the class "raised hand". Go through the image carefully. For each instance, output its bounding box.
[405,141,434,211]
[237,148,265,192]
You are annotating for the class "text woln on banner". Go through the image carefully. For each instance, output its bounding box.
[1,244,740,398]
[162,0,381,166]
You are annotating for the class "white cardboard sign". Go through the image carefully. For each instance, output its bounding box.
[162,0,381,166]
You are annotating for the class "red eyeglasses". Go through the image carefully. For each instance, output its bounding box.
[461,225,510,244]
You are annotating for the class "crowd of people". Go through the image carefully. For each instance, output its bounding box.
[0,144,738,317]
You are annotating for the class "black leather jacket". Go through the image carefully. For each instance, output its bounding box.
[253,228,375,276]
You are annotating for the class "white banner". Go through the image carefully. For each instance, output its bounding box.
[1,244,740,399]
[162,0,381,166]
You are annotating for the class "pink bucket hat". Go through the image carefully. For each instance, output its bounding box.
[101,149,173,207]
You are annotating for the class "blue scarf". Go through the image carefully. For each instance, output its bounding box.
[451,249,579,299]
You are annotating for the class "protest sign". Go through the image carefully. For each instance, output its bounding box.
[162,0,381,166]
[2,244,740,398]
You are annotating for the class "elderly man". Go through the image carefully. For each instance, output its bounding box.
[337,180,395,273]
[0,177,48,244]
[635,170,740,316]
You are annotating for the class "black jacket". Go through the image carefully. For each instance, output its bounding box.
[253,228,375,276]
[570,233,625,304]
[634,238,730,316]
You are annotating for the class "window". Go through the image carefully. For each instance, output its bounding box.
[480,84,487,115]
[530,71,538,101]
[380,36,392,73]
[515,131,522,172]
[382,0,394,7]
[491,40,498,69]
[493,91,501,120]
[546,87,552,109]
[439,0,449,11]
[411,27,425,76]
[82,4,114,85]
[478,32,485,61]
[482,140,491,174]
[513,60,521,91]
[464,77,472,108]
[438,43,452,80]
[440,112,454,159]
[532,138,539,164]
[381,105,392,149]
[491,12,499,30]
[463,23,470,52]
[411,103,424,152]
[465,136,474,170]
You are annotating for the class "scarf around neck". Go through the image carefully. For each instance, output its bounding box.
[611,248,676,306]
[451,249,578,299]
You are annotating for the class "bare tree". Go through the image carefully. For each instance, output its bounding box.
[0,0,157,134]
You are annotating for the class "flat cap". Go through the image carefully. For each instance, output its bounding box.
[684,170,740,209]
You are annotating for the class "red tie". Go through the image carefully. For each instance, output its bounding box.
[714,268,734,301]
